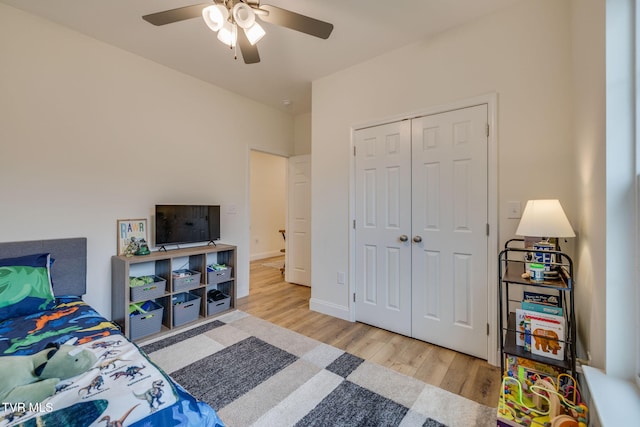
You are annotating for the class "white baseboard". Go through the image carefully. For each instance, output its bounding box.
[309,297,351,321]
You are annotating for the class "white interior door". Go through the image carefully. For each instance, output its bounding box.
[411,105,488,359]
[286,155,311,286]
[354,105,489,359]
[354,121,412,336]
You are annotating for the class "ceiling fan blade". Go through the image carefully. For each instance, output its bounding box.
[258,5,333,39]
[142,3,210,26]
[238,30,261,64]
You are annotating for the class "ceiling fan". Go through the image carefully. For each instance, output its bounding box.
[142,0,334,64]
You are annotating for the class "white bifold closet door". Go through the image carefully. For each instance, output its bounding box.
[354,120,413,336]
[354,105,488,359]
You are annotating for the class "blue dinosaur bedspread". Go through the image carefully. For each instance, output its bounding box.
[0,298,223,427]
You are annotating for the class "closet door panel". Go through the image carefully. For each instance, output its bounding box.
[411,105,488,359]
[354,121,412,336]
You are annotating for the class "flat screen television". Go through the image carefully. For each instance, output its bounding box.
[155,205,220,247]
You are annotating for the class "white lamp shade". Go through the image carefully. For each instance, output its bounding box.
[516,199,576,238]
[202,4,228,32]
[244,22,265,45]
[232,3,256,29]
[217,21,237,47]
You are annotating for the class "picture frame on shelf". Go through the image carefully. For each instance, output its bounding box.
[117,218,148,256]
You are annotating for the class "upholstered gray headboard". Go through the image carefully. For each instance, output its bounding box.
[0,238,87,296]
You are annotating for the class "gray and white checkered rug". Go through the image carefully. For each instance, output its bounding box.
[139,311,496,427]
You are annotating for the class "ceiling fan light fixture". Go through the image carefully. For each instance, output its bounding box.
[202,4,228,32]
[143,1,334,64]
[245,22,265,45]
[232,3,256,29]
[217,21,237,47]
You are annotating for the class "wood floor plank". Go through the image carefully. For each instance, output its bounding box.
[239,256,501,407]
[371,335,432,377]
[439,352,479,395]
[460,360,502,406]
[413,345,456,386]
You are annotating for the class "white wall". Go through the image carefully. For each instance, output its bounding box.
[311,1,576,319]
[571,0,606,371]
[0,4,294,318]
[249,151,287,260]
[294,113,312,155]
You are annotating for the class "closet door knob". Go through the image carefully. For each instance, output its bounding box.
[413,235,423,243]
[399,235,408,242]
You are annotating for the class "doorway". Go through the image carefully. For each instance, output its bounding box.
[249,150,311,288]
[249,150,287,263]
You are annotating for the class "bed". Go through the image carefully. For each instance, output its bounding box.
[0,238,224,427]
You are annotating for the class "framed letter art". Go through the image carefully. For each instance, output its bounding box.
[117,219,148,256]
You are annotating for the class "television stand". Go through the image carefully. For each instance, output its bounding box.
[208,240,217,247]
[111,243,237,341]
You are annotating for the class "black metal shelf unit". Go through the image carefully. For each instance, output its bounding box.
[498,239,576,377]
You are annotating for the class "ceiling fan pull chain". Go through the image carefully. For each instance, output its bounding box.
[234,32,238,60]
[233,22,238,60]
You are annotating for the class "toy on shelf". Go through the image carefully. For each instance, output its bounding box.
[497,371,588,427]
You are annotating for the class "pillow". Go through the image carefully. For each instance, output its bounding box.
[0,253,55,322]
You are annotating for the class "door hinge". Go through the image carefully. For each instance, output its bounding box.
[353,293,356,302]
[486,123,490,137]
[353,219,356,229]
[353,146,356,156]
[487,323,490,336]
[486,223,490,236]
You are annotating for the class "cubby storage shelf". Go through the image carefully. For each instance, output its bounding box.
[111,243,237,341]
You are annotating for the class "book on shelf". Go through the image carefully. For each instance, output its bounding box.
[523,291,562,307]
[529,311,565,361]
[521,300,563,316]
[505,355,563,385]
[514,309,531,351]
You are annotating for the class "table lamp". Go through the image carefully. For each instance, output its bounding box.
[516,199,576,250]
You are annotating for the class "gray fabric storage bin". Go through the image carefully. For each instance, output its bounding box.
[172,269,201,292]
[207,267,232,284]
[130,301,163,340]
[130,275,166,302]
[172,292,201,326]
[207,294,230,315]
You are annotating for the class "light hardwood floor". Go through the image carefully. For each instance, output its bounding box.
[237,256,501,408]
